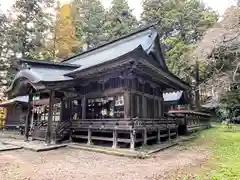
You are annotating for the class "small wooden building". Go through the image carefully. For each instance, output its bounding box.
[0,96,28,131]
[163,91,190,113]
[6,25,191,149]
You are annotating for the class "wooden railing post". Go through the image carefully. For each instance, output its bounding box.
[87,127,92,145]
[143,128,147,146]
[112,129,117,148]
[130,130,135,150]
[157,128,161,144]
[82,96,86,119]
[168,124,171,142]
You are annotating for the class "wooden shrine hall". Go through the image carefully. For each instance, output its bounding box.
[6,25,192,149]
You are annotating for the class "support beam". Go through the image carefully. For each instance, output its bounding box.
[24,91,33,141]
[168,126,171,142]
[158,99,161,118]
[142,96,147,118]
[136,95,140,117]
[46,90,55,144]
[69,129,73,142]
[143,128,147,146]
[87,128,92,145]
[130,130,135,150]
[112,129,117,148]
[176,126,179,139]
[124,91,130,118]
[131,93,134,118]
[157,128,161,144]
[82,96,86,119]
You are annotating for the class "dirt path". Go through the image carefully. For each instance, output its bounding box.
[0,146,209,180]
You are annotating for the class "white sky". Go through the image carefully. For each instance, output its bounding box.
[0,0,237,19]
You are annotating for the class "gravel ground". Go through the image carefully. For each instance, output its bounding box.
[0,146,209,180]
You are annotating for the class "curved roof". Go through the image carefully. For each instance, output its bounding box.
[14,68,72,83]
[7,66,74,97]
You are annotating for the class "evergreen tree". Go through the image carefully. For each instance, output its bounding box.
[0,9,11,95]
[2,0,56,85]
[141,0,217,43]
[72,0,107,50]
[104,0,139,41]
[9,0,55,59]
[141,0,218,81]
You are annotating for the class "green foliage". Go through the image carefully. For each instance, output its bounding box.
[0,0,56,85]
[163,37,191,81]
[141,0,218,81]
[104,0,139,41]
[72,0,107,50]
[10,0,55,59]
[220,84,240,116]
[0,9,12,87]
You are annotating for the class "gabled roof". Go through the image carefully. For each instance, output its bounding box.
[64,24,167,73]
[0,96,28,107]
[163,91,183,102]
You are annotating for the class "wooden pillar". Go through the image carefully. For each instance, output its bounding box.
[46,90,55,144]
[124,91,130,118]
[136,95,140,117]
[158,99,162,118]
[87,128,92,145]
[157,128,161,144]
[82,96,86,119]
[168,125,171,142]
[176,125,179,139]
[112,129,117,148]
[130,130,135,150]
[131,93,134,118]
[142,95,147,118]
[143,128,147,145]
[153,97,156,118]
[24,91,33,141]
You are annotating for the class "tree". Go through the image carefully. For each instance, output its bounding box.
[104,0,139,41]
[54,3,80,59]
[141,0,218,80]
[0,9,11,99]
[9,0,55,59]
[72,0,107,50]
[192,5,240,107]
[142,0,217,43]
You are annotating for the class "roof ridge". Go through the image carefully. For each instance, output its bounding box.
[62,22,158,62]
[20,59,80,68]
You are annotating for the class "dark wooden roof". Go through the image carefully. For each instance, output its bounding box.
[63,24,167,71]
[7,24,191,96]
[19,59,80,69]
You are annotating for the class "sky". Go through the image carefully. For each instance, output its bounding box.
[0,0,237,19]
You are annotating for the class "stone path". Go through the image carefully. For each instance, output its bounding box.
[0,138,67,152]
[0,142,22,152]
